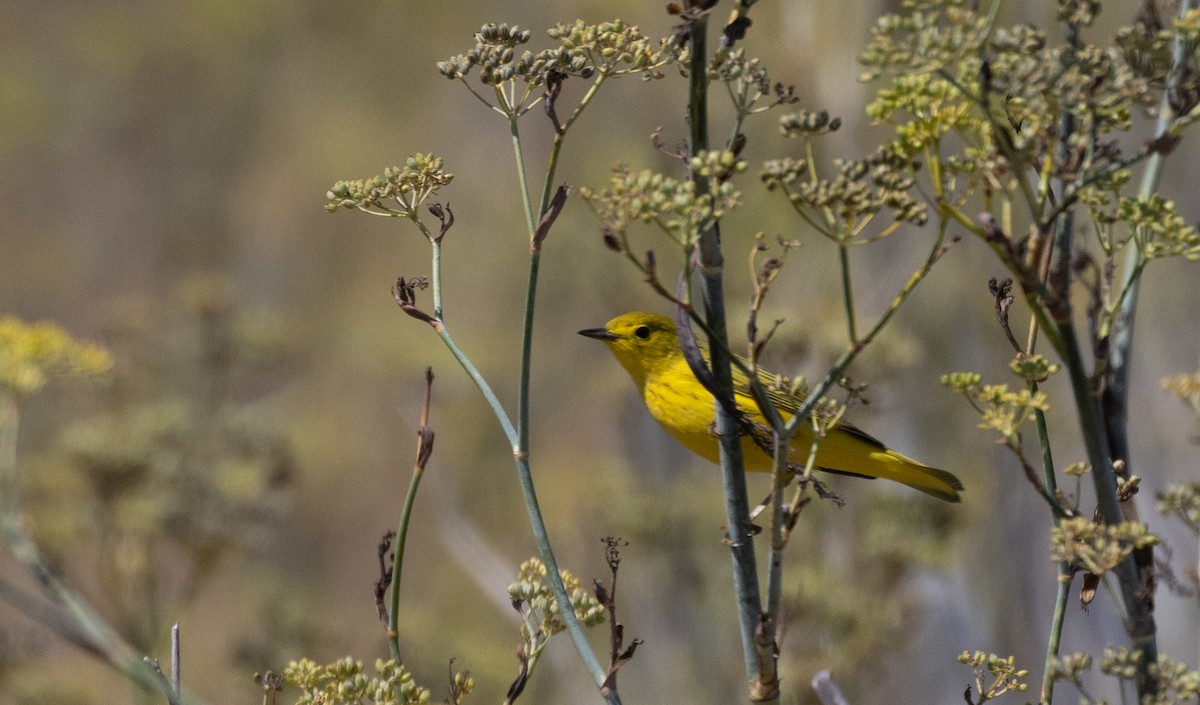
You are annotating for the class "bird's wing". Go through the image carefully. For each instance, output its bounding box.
[687,335,887,451]
[729,360,888,451]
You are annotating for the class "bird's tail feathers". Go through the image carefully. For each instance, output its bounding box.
[862,449,963,502]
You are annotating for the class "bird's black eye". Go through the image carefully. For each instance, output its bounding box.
[634,325,651,340]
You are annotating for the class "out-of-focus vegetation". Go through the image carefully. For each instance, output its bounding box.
[2,1,1200,704]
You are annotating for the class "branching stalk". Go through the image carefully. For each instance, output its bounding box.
[416,75,622,701]
[686,12,766,692]
[1037,17,1160,696]
[1055,319,1157,693]
[1104,0,1198,493]
[510,118,538,238]
[1030,378,1072,704]
[1041,566,1073,705]
[387,370,435,661]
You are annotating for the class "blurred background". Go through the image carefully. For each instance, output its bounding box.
[2,1,1198,703]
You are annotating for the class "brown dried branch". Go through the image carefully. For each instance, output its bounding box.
[532,185,571,252]
[392,277,437,325]
[427,203,455,242]
[989,277,1024,354]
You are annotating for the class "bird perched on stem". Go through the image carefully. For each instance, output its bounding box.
[579,312,963,502]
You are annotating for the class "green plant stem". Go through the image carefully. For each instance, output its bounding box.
[514,245,616,694]
[431,319,616,705]
[1031,397,1066,522]
[556,77,606,153]
[516,109,620,701]
[424,280,614,701]
[1046,21,1080,292]
[0,395,205,704]
[752,222,945,696]
[0,575,86,639]
[510,118,537,238]
[422,234,518,438]
[539,139,568,215]
[1104,0,1196,487]
[387,459,425,661]
[1055,320,1157,691]
[1041,566,1073,705]
[838,243,858,343]
[686,13,765,691]
[765,436,789,621]
[1043,17,1158,697]
[423,108,618,701]
[517,250,541,456]
[1029,382,1071,705]
[432,321,517,441]
[430,232,444,320]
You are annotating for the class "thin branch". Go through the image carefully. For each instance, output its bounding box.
[387,368,436,661]
[596,538,642,697]
[684,8,766,692]
[838,244,858,343]
[1041,568,1074,704]
[171,623,181,701]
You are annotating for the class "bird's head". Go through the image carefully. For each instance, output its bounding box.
[578,312,680,387]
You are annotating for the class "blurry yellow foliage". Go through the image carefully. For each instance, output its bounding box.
[0,316,111,397]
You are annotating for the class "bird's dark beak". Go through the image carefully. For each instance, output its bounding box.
[578,327,619,341]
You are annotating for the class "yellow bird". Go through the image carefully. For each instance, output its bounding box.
[579,312,963,502]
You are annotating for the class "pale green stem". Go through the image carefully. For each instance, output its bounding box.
[387,458,425,662]
[1055,320,1157,687]
[517,250,540,456]
[458,77,499,114]
[427,297,614,702]
[784,191,836,239]
[838,243,858,343]
[1105,0,1197,476]
[1029,379,1070,704]
[1044,17,1158,697]
[687,13,765,691]
[510,118,537,237]
[558,76,607,144]
[1041,568,1073,705]
[432,321,517,445]
[513,454,613,689]
[421,234,516,442]
[516,110,616,698]
[765,435,790,621]
[420,94,617,701]
[431,231,444,319]
[508,246,611,696]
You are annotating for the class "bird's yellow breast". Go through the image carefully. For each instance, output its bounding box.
[641,358,790,470]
